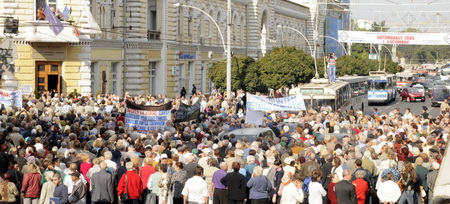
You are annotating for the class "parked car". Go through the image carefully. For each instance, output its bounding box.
[228,128,275,143]
[431,86,450,107]
[400,88,426,102]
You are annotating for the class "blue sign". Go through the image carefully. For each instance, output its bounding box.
[178,52,195,60]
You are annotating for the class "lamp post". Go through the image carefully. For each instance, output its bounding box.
[321,35,348,56]
[381,44,394,61]
[174,2,231,98]
[277,25,318,79]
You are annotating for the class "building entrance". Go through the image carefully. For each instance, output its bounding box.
[35,61,62,94]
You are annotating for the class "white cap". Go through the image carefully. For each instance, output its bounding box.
[212,144,219,149]
[235,149,244,156]
[202,148,211,153]
[160,153,168,159]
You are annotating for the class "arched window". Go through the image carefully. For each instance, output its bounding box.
[240,16,245,46]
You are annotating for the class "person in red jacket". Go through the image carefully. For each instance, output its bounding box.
[139,157,156,201]
[21,163,42,204]
[352,170,369,204]
[118,162,143,204]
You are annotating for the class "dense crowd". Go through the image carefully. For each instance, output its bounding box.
[0,90,447,204]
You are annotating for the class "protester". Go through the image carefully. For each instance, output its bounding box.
[118,162,143,204]
[246,166,272,204]
[181,166,208,204]
[280,173,304,204]
[0,88,445,204]
[335,170,357,204]
[0,173,19,204]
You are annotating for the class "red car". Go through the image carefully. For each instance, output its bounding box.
[400,88,426,102]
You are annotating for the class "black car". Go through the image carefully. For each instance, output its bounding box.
[431,86,450,107]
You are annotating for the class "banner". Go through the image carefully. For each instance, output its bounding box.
[247,94,306,111]
[338,30,450,45]
[245,111,265,126]
[125,100,172,111]
[0,90,22,107]
[174,101,200,123]
[125,108,171,132]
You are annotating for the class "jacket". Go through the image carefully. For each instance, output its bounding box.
[39,181,55,204]
[0,181,19,202]
[92,170,115,202]
[220,172,247,201]
[69,180,86,203]
[117,171,143,199]
[21,172,42,198]
[334,180,357,204]
[53,184,69,204]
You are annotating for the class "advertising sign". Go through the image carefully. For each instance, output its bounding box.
[338,30,450,45]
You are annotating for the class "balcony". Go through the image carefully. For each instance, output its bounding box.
[147,30,161,40]
[21,21,81,43]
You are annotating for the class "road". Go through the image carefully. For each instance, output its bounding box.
[366,95,440,117]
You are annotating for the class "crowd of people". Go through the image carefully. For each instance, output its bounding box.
[0,90,446,204]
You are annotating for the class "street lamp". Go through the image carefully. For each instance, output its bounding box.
[321,35,348,56]
[277,25,318,79]
[174,2,232,99]
[380,44,394,61]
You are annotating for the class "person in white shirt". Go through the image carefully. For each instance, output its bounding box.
[280,173,304,204]
[308,170,327,204]
[103,151,117,172]
[182,166,209,204]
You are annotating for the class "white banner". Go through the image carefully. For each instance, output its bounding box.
[338,30,450,45]
[19,85,33,96]
[0,90,22,107]
[245,111,265,126]
[125,108,171,132]
[247,94,306,111]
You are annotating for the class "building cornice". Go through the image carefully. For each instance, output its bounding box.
[274,5,309,20]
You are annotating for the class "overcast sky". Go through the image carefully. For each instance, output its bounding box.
[349,0,450,32]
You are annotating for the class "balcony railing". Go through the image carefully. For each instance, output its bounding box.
[147,30,161,40]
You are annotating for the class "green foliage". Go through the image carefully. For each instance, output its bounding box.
[208,56,255,92]
[397,45,450,64]
[257,47,315,89]
[371,21,389,32]
[336,55,402,76]
[400,28,422,33]
[73,88,78,96]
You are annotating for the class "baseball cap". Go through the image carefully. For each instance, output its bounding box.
[161,153,168,159]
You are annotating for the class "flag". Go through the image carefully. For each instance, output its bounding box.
[73,25,80,37]
[174,100,201,123]
[43,4,64,35]
[80,6,101,34]
[61,6,70,20]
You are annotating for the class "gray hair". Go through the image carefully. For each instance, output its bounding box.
[104,151,113,160]
[219,162,227,169]
[253,166,263,177]
[247,156,255,164]
[125,162,134,170]
[45,171,55,180]
[355,170,365,179]
[389,160,398,169]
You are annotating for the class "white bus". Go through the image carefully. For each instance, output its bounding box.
[368,71,397,104]
[290,77,367,113]
[337,76,369,113]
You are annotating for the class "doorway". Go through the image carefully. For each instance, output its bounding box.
[48,75,59,93]
[35,61,62,94]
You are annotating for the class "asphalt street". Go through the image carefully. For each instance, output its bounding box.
[366,95,440,118]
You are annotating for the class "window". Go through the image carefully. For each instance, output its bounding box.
[149,62,157,94]
[90,62,99,94]
[178,7,184,35]
[35,0,58,20]
[110,0,115,28]
[148,0,157,31]
[188,8,193,36]
[111,62,119,95]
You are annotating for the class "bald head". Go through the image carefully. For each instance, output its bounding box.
[100,162,107,170]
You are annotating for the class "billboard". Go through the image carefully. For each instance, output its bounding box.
[338,31,450,45]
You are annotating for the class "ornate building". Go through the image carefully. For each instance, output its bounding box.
[0,0,317,97]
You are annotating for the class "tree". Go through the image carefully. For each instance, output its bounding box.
[336,55,402,76]
[208,56,255,92]
[371,21,389,32]
[255,47,316,89]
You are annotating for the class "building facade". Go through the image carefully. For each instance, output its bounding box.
[0,0,317,98]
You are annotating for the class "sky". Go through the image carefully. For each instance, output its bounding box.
[349,0,450,32]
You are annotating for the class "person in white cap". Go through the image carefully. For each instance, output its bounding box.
[198,148,212,169]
